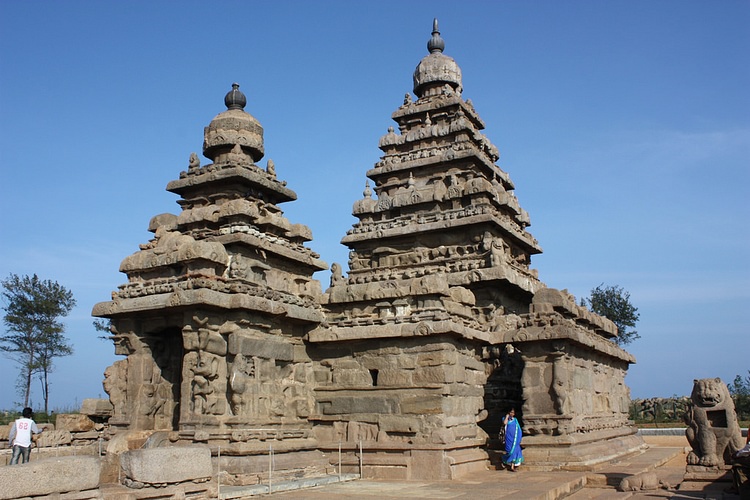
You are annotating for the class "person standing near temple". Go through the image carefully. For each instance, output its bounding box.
[503,408,524,472]
[8,407,43,464]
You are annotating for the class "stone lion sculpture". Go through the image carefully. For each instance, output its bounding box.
[684,377,744,467]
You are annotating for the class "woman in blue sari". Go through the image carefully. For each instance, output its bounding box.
[503,408,523,471]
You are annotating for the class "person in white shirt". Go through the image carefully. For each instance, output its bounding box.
[8,407,43,464]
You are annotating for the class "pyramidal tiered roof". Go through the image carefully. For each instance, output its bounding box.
[314,20,543,343]
[96,82,327,325]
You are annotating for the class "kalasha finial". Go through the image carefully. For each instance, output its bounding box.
[224,83,247,110]
[427,18,445,54]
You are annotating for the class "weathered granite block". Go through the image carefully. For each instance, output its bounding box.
[37,429,73,447]
[0,456,100,499]
[228,332,293,361]
[416,350,457,367]
[411,449,451,480]
[320,396,396,415]
[120,445,212,484]
[413,364,464,384]
[80,398,113,416]
[377,368,413,386]
[56,413,96,432]
[184,328,228,355]
[401,395,442,414]
[73,430,102,440]
[464,368,486,385]
[379,415,420,433]
[332,368,372,386]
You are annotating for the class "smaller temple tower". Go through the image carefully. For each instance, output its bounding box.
[93,84,331,478]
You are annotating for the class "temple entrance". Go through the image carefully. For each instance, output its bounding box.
[481,345,524,448]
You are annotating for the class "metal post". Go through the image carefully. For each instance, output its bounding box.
[358,440,363,478]
[268,443,273,494]
[338,441,342,480]
[217,446,221,499]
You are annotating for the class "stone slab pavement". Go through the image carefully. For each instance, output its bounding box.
[242,436,742,500]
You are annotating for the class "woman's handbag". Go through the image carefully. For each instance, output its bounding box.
[498,424,506,444]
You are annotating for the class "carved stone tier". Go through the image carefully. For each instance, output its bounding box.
[168,163,297,205]
[520,426,645,470]
[94,281,325,323]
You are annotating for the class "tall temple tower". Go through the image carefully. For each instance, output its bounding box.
[308,19,641,477]
[307,19,546,478]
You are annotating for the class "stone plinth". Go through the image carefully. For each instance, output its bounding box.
[521,426,646,470]
[319,440,489,480]
[0,456,100,499]
[120,445,212,485]
[684,464,733,482]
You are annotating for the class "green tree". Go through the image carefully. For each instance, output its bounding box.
[93,318,111,341]
[582,283,640,346]
[1,274,76,411]
[729,371,750,420]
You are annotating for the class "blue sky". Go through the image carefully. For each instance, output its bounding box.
[1,1,748,410]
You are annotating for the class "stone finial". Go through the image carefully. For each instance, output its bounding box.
[413,19,462,97]
[204,83,264,162]
[428,18,445,54]
[225,83,247,110]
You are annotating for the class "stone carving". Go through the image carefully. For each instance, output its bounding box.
[228,353,257,416]
[685,377,744,466]
[227,143,251,166]
[103,359,128,417]
[112,335,176,431]
[618,471,672,492]
[330,262,345,287]
[379,126,401,148]
[189,350,225,415]
[188,152,200,172]
[36,429,73,448]
[550,342,569,415]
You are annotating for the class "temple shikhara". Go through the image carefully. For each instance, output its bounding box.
[92,20,643,483]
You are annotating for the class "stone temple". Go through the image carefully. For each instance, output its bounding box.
[93,20,643,482]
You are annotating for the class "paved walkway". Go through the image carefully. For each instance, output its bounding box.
[233,436,741,500]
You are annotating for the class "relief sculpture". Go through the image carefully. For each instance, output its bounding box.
[189,351,225,416]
